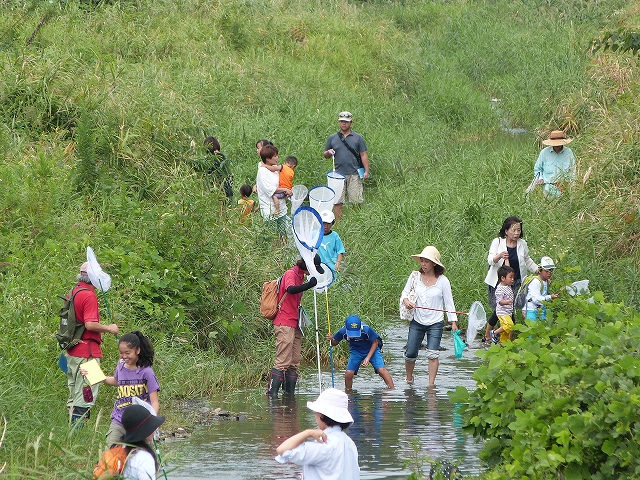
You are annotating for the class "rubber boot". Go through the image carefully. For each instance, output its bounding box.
[71,406,90,429]
[283,370,298,395]
[266,368,284,396]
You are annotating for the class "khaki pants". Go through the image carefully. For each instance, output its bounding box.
[335,174,363,205]
[65,354,100,409]
[273,325,302,371]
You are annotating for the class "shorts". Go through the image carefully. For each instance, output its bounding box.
[346,348,385,374]
[498,315,514,342]
[335,174,363,205]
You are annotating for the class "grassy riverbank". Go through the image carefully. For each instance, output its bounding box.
[1,0,639,476]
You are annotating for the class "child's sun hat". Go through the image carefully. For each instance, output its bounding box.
[307,388,354,424]
[121,404,165,443]
[345,315,362,338]
[539,256,556,270]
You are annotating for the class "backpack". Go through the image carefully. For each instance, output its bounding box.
[55,287,88,350]
[513,275,539,310]
[260,277,287,320]
[92,445,135,479]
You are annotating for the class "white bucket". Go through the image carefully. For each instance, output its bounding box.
[326,171,345,205]
[291,185,308,213]
[308,186,335,214]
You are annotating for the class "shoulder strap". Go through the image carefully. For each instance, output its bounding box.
[337,132,364,168]
[277,275,288,308]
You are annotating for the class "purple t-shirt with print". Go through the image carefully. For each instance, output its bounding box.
[110,360,160,425]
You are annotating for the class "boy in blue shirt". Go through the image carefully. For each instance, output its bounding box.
[327,315,395,390]
[318,210,345,273]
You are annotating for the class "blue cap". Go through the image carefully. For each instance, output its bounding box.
[345,315,362,338]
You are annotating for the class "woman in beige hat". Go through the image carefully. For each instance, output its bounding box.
[533,130,576,196]
[400,246,458,387]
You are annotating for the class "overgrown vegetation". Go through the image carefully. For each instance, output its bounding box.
[0,0,639,477]
[451,295,640,479]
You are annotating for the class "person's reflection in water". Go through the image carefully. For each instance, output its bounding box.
[400,388,451,461]
[267,395,300,459]
[348,392,387,468]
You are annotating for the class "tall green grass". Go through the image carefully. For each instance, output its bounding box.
[0,0,639,476]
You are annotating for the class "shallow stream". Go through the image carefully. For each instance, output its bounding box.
[167,323,486,479]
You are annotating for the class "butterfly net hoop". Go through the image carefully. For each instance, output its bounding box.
[292,206,324,278]
[86,246,111,292]
[292,206,323,251]
[313,262,334,293]
[466,301,486,345]
[291,185,308,213]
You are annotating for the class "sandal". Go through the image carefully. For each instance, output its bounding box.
[406,376,414,386]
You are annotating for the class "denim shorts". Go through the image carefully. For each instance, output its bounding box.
[346,349,385,374]
[404,320,444,360]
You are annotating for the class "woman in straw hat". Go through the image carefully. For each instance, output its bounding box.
[400,246,458,387]
[275,388,360,479]
[533,130,576,196]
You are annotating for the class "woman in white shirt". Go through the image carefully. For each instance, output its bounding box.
[483,216,538,341]
[400,246,458,387]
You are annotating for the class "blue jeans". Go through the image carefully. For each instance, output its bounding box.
[404,321,444,360]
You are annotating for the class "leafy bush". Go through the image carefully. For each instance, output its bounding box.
[450,294,640,479]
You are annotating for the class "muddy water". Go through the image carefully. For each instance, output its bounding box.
[168,324,486,479]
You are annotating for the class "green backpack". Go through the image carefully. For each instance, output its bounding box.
[56,287,88,350]
[513,274,540,310]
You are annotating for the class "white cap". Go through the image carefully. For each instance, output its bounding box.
[320,210,335,223]
[539,256,556,270]
[338,111,353,122]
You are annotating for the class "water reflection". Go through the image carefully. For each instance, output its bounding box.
[168,325,485,479]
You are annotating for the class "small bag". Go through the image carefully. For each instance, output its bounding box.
[453,330,466,359]
[399,271,419,321]
[298,305,311,333]
[82,377,93,403]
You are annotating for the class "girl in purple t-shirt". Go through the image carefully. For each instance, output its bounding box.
[103,331,160,447]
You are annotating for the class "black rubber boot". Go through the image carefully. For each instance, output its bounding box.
[71,406,90,429]
[266,369,284,396]
[283,370,298,395]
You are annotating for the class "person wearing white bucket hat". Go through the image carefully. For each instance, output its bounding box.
[318,210,346,273]
[401,246,458,387]
[523,256,559,321]
[323,111,369,221]
[532,130,576,196]
[275,388,360,479]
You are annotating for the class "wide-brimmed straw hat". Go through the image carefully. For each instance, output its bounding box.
[542,130,573,146]
[307,388,354,424]
[121,404,165,443]
[411,246,445,270]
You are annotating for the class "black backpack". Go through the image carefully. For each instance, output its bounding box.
[56,287,88,350]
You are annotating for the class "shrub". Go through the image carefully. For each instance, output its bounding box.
[450,293,640,479]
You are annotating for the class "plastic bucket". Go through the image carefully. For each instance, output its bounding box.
[308,186,335,214]
[326,171,345,205]
[291,185,308,213]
